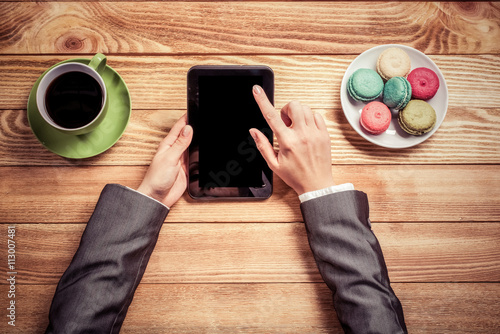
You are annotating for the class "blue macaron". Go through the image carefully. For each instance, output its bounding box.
[347,68,384,102]
[383,76,412,110]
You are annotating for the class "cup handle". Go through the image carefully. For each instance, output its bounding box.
[88,53,107,73]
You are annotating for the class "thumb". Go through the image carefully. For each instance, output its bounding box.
[249,128,278,170]
[166,125,193,161]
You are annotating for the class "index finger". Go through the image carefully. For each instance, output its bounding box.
[252,85,287,135]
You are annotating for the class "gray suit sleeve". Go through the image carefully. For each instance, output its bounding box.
[300,190,407,334]
[46,184,169,334]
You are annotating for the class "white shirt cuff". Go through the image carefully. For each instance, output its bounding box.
[125,186,170,210]
[298,183,355,203]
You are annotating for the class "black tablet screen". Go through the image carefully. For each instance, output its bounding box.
[198,75,267,188]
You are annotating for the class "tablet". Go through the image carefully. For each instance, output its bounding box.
[187,65,274,199]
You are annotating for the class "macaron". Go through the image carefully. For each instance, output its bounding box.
[347,68,384,102]
[398,100,437,136]
[376,47,412,81]
[383,76,412,110]
[407,67,440,100]
[360,101,392,135]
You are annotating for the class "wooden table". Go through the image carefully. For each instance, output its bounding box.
[1,1,499,333]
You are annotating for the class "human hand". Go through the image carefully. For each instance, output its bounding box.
[137,114,193,207]
[249,85,335,195]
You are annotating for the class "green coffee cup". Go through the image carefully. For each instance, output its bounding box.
[36,53,108,135]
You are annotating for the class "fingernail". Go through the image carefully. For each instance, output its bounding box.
[253,85,262,95]
[182,125,192,137]
[249,129,258,142]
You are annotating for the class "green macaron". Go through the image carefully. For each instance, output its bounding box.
[347,68,384,102]
[383,76,412,110]
[398,100,437,136]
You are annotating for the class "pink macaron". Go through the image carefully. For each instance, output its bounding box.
[407,67,440,100]
[360,101,391,135]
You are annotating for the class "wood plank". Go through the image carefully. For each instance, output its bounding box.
[1,55,499,110]
[0,2,499,55]
[1,55,499,166]
[2,105,500,166]
[1,222,498,285]
[1,283,498,333]
[1,165,500,223]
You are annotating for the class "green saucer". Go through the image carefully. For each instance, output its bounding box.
[27,58,131,159]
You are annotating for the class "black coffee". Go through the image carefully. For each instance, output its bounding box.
[45,71,103,129]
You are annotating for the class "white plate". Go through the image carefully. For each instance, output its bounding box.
[340,44,448,149]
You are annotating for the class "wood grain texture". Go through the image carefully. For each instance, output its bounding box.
[2,106,500,166]
[0,283,498,333]
[1,55,499,110]
[0,2,499,55]
[1,222,498,285]
[0,55,499,166]
[0,1,498,332]
[1,165,500,223]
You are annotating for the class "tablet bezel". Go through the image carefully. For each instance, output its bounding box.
[187,65,274,200]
